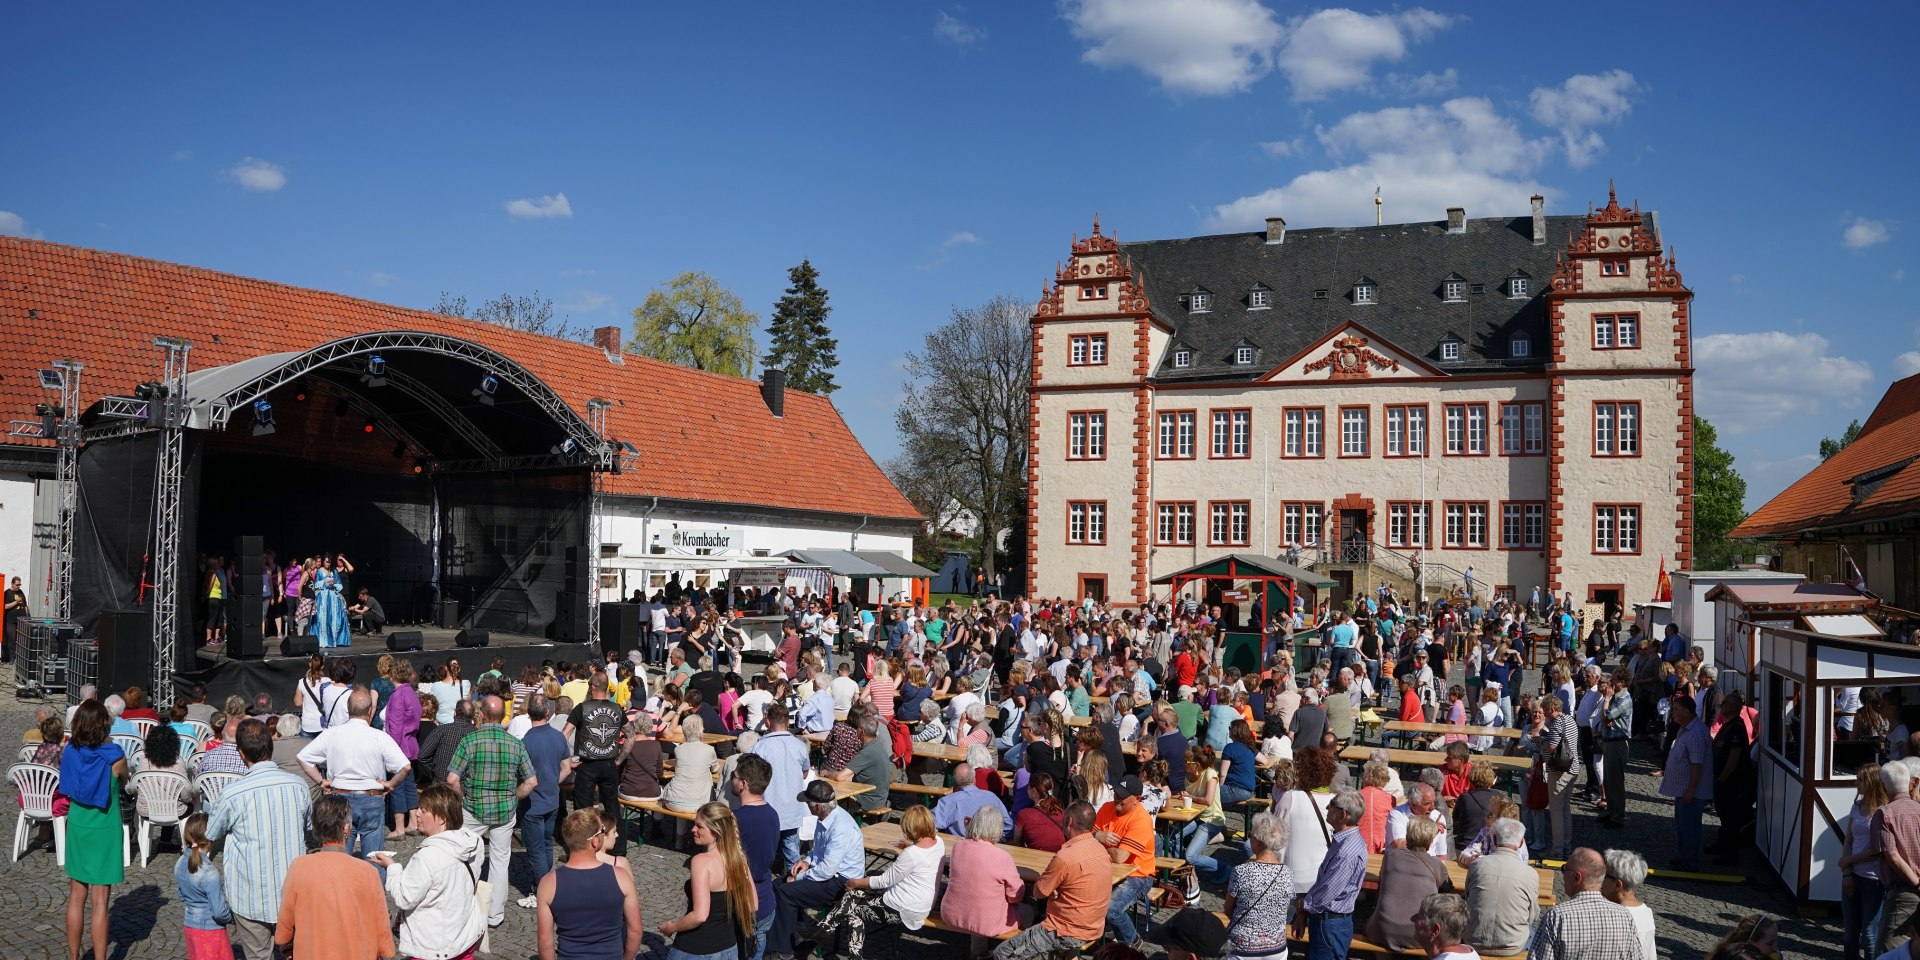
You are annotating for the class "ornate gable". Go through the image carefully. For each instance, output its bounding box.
[1036,215,1157,321]
[1262,321,1445,382]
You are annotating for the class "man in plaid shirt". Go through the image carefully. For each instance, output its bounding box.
[448,694,536,926]
[1528,847,1641,960]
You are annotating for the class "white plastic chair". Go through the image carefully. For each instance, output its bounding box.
[8,763,63,864]
[130,768,190,868]
[16,745,38,764]
[128,718,157,740]
[194,770,242,808]
[181,720,216,751]
[178,739,201,772]
[110,733,145,771]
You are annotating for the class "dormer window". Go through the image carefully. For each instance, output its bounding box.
[1191,293,1210,311]
[1353,280,1378,305]
[1234,345,1256,365]
[1172,349,1192,369]
[1441,276,1466,302]
[1312,289,1329,300]
[1185,287,1213,313]
[1440,340,1462,361]
[1510,336,1532,358]
[1507,275,1531,299]
[1248,284,1272,309]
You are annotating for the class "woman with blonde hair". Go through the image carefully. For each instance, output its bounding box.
[659,802,758,960]
[812,805,943,953]
[1078,749,1113,811]
[866,659,897,720]
[1839,762,1893,960]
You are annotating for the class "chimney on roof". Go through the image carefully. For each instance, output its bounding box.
[1446,206,1466,234]
[593,325,622,354]
[1531,194,1546,245]
[1265,216,1286,245]
[762,368,786,418]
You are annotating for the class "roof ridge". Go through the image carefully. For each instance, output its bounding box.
[1118,214,1586,246]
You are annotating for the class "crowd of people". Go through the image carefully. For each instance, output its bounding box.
[15,584,1884,960]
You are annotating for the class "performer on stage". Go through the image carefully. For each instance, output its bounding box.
[312,554,355,649]
[291,557,315,638]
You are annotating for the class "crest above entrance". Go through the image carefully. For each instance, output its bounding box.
[1261,321,1446,382]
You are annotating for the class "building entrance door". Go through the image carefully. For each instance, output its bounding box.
[1078,574,1106,603]
[1338,509,1371,562]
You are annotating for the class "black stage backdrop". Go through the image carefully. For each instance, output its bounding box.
[437,470,588,639]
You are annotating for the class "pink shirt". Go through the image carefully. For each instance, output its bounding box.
[938,838,1023,936]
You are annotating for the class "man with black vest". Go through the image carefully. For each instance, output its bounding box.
[568,674,627,853]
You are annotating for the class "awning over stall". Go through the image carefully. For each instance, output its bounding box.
[1151,553,1337,590]
[784,549,894,578]
[854,551,938,579]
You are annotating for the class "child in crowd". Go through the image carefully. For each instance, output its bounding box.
[1140,758,1172,815]
[175,813,232,960]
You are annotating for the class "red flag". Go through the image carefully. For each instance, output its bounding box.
[1654,556,1673,602]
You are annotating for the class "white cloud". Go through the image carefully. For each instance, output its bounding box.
[1694,331,1873,434]
[0,211,28,237]
[1385,68,1458,97]
[917,231,985,271]
[1896,352,1920,379]
[1895,268,1907,283]
[171,149,192,162]
[1527,70,1638,167]
[368,271,399,287]
[1275,8,1453,101]
[504,193,573,220]
[1259,138,1303,158]
[1844,217,1892,249]
[1210,96,1553,229]
[564,290,613,314]
[935,11,987,46]
[227,156,287,192]
[1062,0,1284,96]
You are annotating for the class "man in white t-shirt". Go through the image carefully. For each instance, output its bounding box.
[828,663,860,715]
[648,601,669,665]
[1387,783,1450,857]
[735,674,776,733]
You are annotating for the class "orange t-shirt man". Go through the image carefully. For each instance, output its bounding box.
[1094,790,1156,879]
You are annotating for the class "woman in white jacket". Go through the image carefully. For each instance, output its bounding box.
[370,782,484,960]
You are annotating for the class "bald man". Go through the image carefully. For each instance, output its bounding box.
[296,684,410,869]
[1527,847,1641,960]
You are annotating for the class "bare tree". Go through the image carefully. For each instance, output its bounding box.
[893,296,1031,587]
[434,290,589,342]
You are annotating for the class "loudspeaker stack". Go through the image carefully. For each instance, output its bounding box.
[386,630,424,652]
[280,634,319,657]
[229,535,266,659]
[455,628,490,648]
[554,546,592,642]
[600,602,639,656]
[95,609,152,693]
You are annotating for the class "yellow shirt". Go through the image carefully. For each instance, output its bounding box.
[611,679,630,709]
[560,679,590,707]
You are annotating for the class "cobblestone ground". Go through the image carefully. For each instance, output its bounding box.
[0,685,1845,960]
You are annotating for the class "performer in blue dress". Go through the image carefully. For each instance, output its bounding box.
[312,553,355,648]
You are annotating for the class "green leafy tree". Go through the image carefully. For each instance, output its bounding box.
[1819,419,1864,461]
[1693,415,1750,569]
[892,296,1031,588]
[629,271,758,377]
[763,259,840,394]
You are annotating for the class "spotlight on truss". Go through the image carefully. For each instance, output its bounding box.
[251,399,276,437]
[472,374,499,407]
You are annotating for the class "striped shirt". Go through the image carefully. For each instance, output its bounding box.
[205,760,313,922]
[449,723,534,826]
[1303,825,1368,915]
[1528,890,1644,960]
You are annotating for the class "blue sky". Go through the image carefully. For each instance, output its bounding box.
[3,2,1915,512]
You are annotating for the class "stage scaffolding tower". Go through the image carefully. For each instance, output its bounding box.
[585,398,611,654]
[147,337,191,705]
[49,361,83,623]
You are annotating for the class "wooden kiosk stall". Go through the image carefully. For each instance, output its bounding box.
[1706,581,1874,703]
[1152,553,1334,674]
[1742,614,1920,907]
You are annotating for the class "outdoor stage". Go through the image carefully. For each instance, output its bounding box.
[185,627,599,711]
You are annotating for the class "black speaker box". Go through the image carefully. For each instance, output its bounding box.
[436,599,461,629]
[455,628,490,648]
[232,536,265,597]
[280,634,319,657]
[386,630,424,651]
[95,609,153,693]
[600,602,639,655]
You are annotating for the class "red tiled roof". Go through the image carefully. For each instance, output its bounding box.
[0,236,920,522]
[1732,373,1920,539]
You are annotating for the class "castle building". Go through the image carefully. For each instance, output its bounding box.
[1026,186,1693,613]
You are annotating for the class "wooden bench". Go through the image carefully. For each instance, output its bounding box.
[888,782,953,806]
[918,916,1018,942]
[618,796,697,822]
[1207,911,1526,960]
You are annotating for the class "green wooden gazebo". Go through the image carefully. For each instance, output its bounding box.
[1153,554,1336,673]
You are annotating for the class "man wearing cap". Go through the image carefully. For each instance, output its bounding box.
[993,801,1108,960]
[1093,775,1156,946]
[765,781,864,960]
[1145,907,1230,960]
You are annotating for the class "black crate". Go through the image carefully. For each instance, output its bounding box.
[38,656,66,695]
[17,621,77,690]
[67,640,98,705]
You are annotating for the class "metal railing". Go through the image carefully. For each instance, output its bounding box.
[1306,540,1482,601]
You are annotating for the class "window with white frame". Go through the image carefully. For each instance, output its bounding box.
[1190,292,1211,312]
[1354,282,1377,305]
[1443,279,1466,302]
[1385,405,1426,456]
[1594,317,1614,349]
[1388,502,1430,548]
[1444,503,1465,547]
[1068,411,1106,459]
[1440,340,1461,361]
[1250,288,1271,309]
[1594,504,1640,554]
[1617,315,1639,347]
[1510,336,1532,358]
[1445,405,1464,455]
[1157,411,1195,459]
[1303,503,1324,545]
[1156,502,1195,545]
[1341,407,1369,456]
[1509,276,1530,298]
[1211,409,1251,458]
[1595,402,1640,456]
[1067,500,1107,544]
[1068,333,1108,365]
[1501,402,1545,454]
[1466,405,1487,454]
[1284,503,1302,547]
[1467,503,1488,548]
[1211,501,1251,546]
[1502,502,1546,548]
[1172,349,1192,369]
[1284,408,1323,457]
[1235,345,1255,365]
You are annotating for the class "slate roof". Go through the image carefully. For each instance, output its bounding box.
[0,236,921,522]
[1732,373,1920,539]
[1119,214,1593,380]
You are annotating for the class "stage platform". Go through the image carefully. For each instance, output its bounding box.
[185,626,601,712]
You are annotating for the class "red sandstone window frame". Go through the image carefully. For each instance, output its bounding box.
[1441,500,1490,550]
[1281,501,1324,548]
[1154,501,1196,546]
[1592,401,1642,458]
[1592,503,1642,555]
[1209,408,1252,460]
[1155,409,1197,461]
[1592,314,1642,352]
[1066,410,1107,461]
[1384,403,1429,459]
[1068,333,1110,366]
[1386,500,1431,549]
[1339,405,1371,459]
[1208,500,1252,547]
[1499,500,1546,550]
[1442,403,1491,457]
[1498,402,1546,457]
[1282,407,1325,459]
[1066,500,1108,546]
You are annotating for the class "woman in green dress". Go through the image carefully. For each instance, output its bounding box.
[63,699,127,960]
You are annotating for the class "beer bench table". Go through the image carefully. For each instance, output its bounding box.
[860,821,1134,886]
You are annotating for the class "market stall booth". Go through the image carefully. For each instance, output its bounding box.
[1152,553,1334,674]
[783,549,938,608]
[1705,581,1873,702]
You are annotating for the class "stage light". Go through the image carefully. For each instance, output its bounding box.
[472,374,499,406]
[412,464,424,474]
[551,438,577,457]
[34,402,61,437]
[362,420,376,434]
[362,354,387,387]
[37,369,64,390]
[251,399,276,437]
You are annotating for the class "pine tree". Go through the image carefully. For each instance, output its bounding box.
[763,259,839,395]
